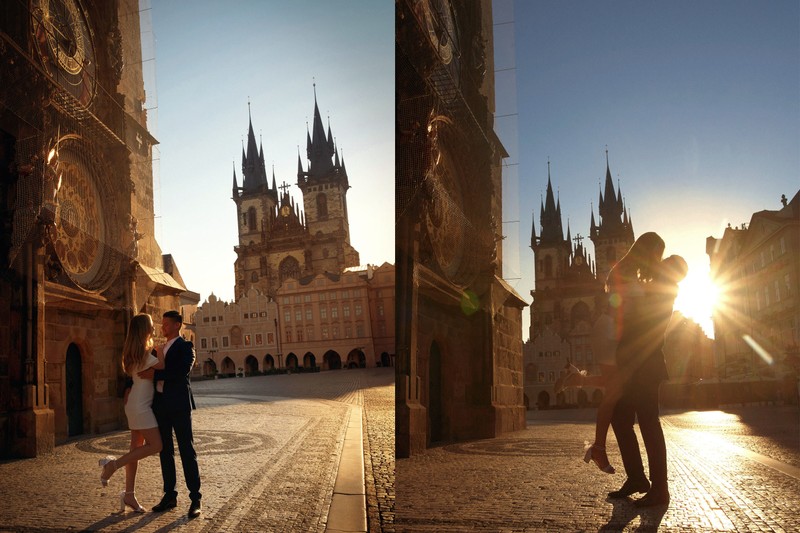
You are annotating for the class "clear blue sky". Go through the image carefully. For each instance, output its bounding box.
[146,1,394,303]
[494,0,799,339]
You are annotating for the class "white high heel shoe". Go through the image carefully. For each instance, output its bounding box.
[98,456,116,487]
[119,491,146,513]
[583,441,615,474]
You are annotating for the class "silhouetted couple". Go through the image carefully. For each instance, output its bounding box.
[562,232,687,507]
[98,310,202,518]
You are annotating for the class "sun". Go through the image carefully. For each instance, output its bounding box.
[673,268,719,338]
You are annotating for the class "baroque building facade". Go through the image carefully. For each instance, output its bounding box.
[396,0,526,457]
[1,0,193,457]
[524,157,634,409]
[706,190,799,401]
[193,263,395,377]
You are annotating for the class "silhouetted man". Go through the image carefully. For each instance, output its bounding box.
[609,255,687,507]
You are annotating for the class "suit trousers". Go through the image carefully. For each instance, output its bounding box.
[152,392,202,502]
[610,381,668,491]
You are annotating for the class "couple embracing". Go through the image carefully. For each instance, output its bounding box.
[98,310,202,519]
[563,232,687,507]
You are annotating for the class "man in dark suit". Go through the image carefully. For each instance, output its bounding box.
[608,256,687,507]
[150,310,202,518]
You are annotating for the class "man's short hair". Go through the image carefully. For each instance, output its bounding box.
[163,310,183,324]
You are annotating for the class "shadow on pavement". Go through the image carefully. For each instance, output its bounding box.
[598,497,666,532]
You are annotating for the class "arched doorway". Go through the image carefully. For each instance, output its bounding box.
[286,353,298,369]
[577,389,589,407]
[203,358,217,377]
[303,352,316,369]
[244,355,259,375]
[537,390,550,410]
[264,354,275,371]
[592,389,604,406]
[380,352,390,367]
[66,343,83,436]
[221,356,236,376]
[324,350,341,370]
[346,348,365,369]
[429,342,443,443]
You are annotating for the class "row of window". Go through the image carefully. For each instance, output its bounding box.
[285,323,368,342]
[200,332,276,350]
[280,289,363,304]
[749,236,788,273]
[202,311,271,323]
[754,274,792,311]
[284,303,364,323]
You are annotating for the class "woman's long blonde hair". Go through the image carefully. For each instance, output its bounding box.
[122,314,155,375]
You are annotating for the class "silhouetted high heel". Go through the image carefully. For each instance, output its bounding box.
[119,491,146,513]
[583,441,615,474]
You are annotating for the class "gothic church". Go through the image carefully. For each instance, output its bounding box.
[526,154,634,408]
[232,92,360,300]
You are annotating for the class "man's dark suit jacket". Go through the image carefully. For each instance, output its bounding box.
[154,337,196,411]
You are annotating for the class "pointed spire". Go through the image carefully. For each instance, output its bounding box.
[566,221,572,251]
[308,83,335,178]
[242,103,267,191]
[297,148,304,182]
[540,161,565,244]
[530,210,537,248]
[232,163,238,196]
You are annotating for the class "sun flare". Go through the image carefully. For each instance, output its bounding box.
[674,269,719,337]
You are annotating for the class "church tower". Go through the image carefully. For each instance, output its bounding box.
[232,105,283,299]
[232,90,360,300]
[589,150,635,284]
[530,163,573,336]
[297,87,360,273]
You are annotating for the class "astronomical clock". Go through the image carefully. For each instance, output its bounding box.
[30,0,97,107]
[11,0,127,293]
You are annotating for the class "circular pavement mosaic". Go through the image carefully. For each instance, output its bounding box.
[76,430,275,456]
[444,438,577,457]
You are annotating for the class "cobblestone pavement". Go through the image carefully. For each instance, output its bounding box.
[396,405,800,532]
[0,367,394,532]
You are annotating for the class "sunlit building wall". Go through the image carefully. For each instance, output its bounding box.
[707,191,800,382]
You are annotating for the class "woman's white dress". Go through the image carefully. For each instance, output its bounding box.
[124,354,159,430]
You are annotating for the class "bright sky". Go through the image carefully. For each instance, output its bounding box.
[145,1,394,304]
[494,0,799,339]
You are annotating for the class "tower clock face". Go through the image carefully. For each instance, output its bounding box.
[51,141,111,291]
[31,0,97,107]
[426,146,466,282]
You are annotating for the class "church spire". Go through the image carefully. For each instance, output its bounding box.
[232,163,238,197]
[540,161,565,244]
[307,83,336,179]
[242,103,268,192]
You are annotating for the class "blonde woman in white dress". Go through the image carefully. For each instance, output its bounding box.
[99,313,164,512]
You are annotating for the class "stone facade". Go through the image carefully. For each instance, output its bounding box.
[193,289,279,377]
[707,191,800,385]
[0,0,191,457]
[194,263,396,376]
[232,95,359,300]
[396,0,526,457]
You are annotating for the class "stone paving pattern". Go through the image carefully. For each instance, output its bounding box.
[396,405,800,532]
[0,367,394,532]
